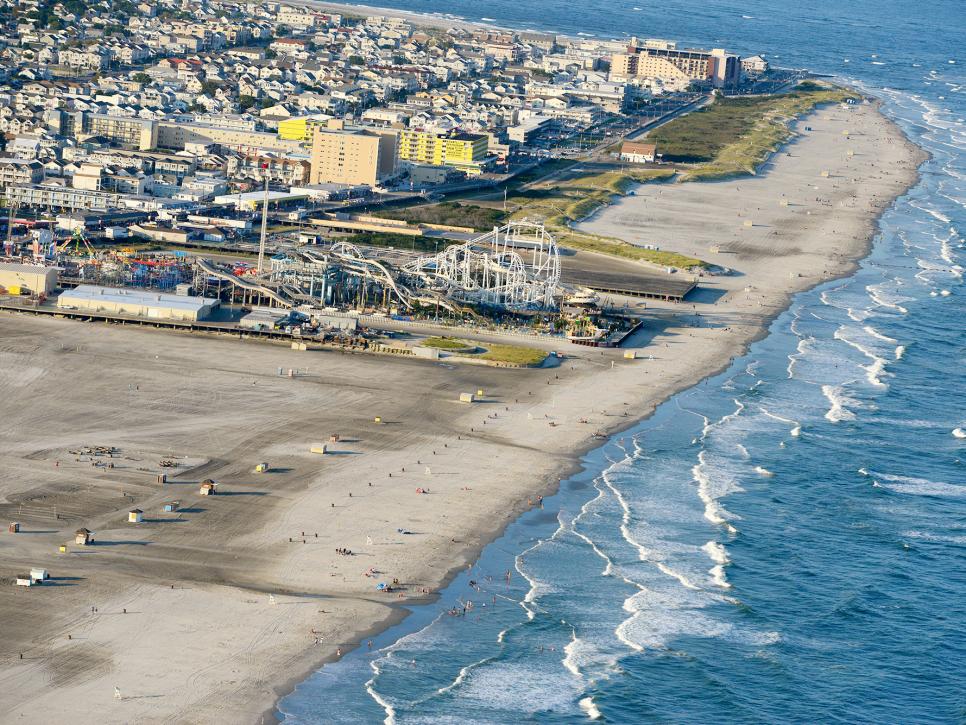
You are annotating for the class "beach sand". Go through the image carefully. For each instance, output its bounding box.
[0,101,924,723]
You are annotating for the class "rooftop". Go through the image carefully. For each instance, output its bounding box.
[58,284,217,312]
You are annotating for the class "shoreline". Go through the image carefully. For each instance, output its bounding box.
[269,100,928,720]
[0,97,926,724]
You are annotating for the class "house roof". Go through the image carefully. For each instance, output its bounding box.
[621,141,657,154]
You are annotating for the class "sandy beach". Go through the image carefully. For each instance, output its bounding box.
[0,99,924,723]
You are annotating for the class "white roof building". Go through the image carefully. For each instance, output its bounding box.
[57,284,219,321]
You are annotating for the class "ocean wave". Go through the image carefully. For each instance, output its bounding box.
[759,405,802,437]
[701,541,732,589]
[865,282,911,314]
[786,336,813,378]
[834,325,891,388]
[869,470,966,498]
[903,530,966,545]
[579,696,602,720]
[822,384,859,422]
[692,451,740,534]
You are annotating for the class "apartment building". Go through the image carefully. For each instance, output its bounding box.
[0,158,44,188]
[308,120,397,186]
[157,121,301,153]
[6,183,119,212]
[227,153,312,186]
[80,113,158,151]
[612,40,740,89]
[397,129,489,175]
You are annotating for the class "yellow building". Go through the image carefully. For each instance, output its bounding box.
[278,115,331,142]
[398,130,489,175]
[308,120,398,186]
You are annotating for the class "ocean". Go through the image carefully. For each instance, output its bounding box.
[279,1,966,721]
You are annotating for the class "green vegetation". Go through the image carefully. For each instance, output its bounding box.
[649,83,860,181]
[477,343,547,366]
[422,336,472,350]
[419,336,545,366]
[373,202,506,232]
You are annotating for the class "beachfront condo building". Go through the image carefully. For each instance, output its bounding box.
[611,40,741,89]
[397,130,489,176]
[308,120,398,186]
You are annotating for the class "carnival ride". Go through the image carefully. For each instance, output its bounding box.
[193,220,563,315]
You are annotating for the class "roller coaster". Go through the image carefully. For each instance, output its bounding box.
[194,221,562,315]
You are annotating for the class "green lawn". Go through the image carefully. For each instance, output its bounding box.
[477,343,547,366]
[422,336,471,349]
[422,337,546,366]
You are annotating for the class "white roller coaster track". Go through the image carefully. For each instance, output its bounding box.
[405,221,560,311]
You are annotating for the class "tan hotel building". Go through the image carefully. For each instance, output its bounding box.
[612,40,740,89]
[308,120,398,186]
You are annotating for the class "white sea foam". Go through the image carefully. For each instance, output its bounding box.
[834,326,890,388]
[822,384,858,422]
[692,451,739,534]
[366,660,397,725]
[579,697,602,719]
[702,540,731,565]
[866,470,966,497]
[759,405,802,437]
[953,427,966,439]
[735,443,750,459]
[863,325,898,344]
[709,564,731,589]
[866,283,910,313]
[895,345,906,360]
[562,626,581,677]
[703,541,732,587]
[755,466,775,477]
[903,530,966,545]
[786,336,812,378]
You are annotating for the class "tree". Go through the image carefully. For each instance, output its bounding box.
[238,95,257,110]
[132,72,152,85]
[201,80,220,97]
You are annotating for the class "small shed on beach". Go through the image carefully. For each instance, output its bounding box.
[162,501,180,513]
[128,509,143,523]
[30,567,48,583]
[200,480,217,496]
[8,522,19,533]
[75,528,92,545]
[15,575,33,587]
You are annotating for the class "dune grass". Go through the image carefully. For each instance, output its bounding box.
[650,82,860,181]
